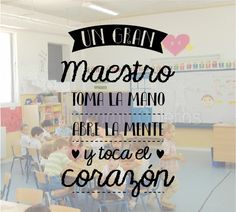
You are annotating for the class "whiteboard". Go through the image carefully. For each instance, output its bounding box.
[150,69,236,124]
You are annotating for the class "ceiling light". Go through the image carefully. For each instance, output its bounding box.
[83,3,118,16]
[1,12,75,29]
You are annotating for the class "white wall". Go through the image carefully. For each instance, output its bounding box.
[16,31,76,94]
[13,5,236,94]
[74,6,235,92]
[82,6,235,64]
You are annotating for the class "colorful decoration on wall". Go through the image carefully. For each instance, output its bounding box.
[0,107,22,132]
[162,34,190,56]
[154,60,236,72]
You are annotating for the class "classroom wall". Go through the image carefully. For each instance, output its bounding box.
[81,5,235,63]
[14,6,235,93]
[16,31,75,94]
[78,5,234,149]
[2,6,235,160]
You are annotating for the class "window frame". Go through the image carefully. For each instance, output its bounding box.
[0,30,18,107]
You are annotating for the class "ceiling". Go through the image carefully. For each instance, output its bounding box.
[1,0,235,23]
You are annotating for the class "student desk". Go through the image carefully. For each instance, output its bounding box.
[0,200,29,212]
[213,124,236,163]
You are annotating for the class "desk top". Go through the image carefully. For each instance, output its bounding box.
[0,200,29,212]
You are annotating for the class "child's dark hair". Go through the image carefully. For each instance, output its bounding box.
[41,120,53,128]
[53,138,68,150]
[31,127,44,137]
[21,124,28,131]
[25,204,51,212]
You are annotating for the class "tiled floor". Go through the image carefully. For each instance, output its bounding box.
[1,149,235,212]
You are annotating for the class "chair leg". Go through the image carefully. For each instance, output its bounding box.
[24,158,28,171]
[140,196,148,212]
[19,159,24,175]
[1,186,6,199]
[10,158,15,172]
[125,202,130,212]
[26,158,31,183]
[155,193,162,212]
[5,184,10,201]
[44,192,50,206]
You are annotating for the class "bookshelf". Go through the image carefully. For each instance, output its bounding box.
[22,103,62,133]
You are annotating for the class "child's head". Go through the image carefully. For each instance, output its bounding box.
[41,120,53,131]
[69,135,82,148]
[31,127,44,139]
[108,155,120,170]
[131,142,146,152]
[40,142,55,159]
[25,204,51,212]
[53,138,69,153]
[111,134,124,150]
[21,124,29,135]
[59,117,66,128]
[162,122,175,140]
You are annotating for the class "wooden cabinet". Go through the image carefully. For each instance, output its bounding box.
[213,124,236,163]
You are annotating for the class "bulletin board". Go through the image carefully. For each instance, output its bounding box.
[0,107,22,132]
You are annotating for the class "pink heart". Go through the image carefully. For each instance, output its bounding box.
[162,34,190,56]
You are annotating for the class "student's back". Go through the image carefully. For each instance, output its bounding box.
[44,150,70,176]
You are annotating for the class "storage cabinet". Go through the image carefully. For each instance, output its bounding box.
[213,124,236,163]
[22,103,62,133]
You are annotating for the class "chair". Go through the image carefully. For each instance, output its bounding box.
[1,172,11,200]
[92,176,129,212]
[34,171,72,206]
[27,148,41,163]
[50,205,81,212]
[26,147,41,182]
[137,174,163,212]
[34,171,50,205]
[15,188,43,205]
[10,145,26,175]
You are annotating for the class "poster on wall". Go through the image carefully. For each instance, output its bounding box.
[0,1,235,212]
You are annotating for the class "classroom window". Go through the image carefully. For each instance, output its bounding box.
[0,32,14,104]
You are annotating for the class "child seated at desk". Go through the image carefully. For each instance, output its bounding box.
[86,117,105,154]
[67,135,85,161]
[20,123,31,156]
[40,141,56,169]
[41,120,53,142]
[109,134,124,151]
[30,127,44,149]
[91,154,126,201]
[55,118,72,138]
[44,138,78,197]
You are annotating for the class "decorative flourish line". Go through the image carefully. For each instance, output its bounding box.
[77,140,163,143]
[72,113,164,116]
[73,191,164,194]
